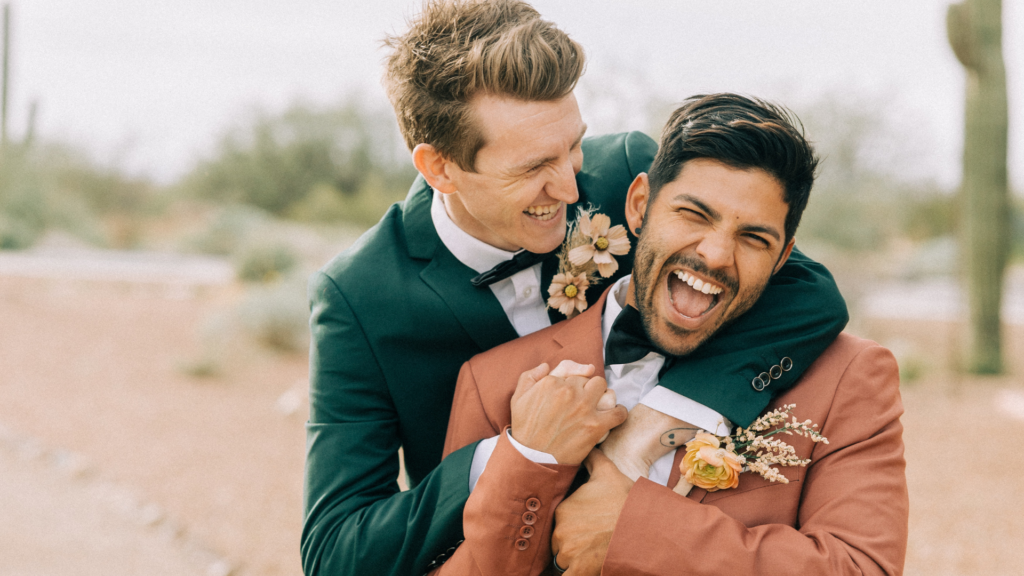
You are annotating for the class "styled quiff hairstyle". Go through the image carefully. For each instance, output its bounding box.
[648,94,819,243]
[383,0,585,171]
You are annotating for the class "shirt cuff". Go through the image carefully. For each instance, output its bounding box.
[468,431,558,492]
[639,386,732,436]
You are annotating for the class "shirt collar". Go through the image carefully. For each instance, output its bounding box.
[431,190,517,274]
[602,274,633,349]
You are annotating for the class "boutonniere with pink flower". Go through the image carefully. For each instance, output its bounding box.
[676,404,828,492]
[547,208,631,318]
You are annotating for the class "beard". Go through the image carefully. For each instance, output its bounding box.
[630,229,770,357]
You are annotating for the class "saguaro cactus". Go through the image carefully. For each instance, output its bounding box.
[947,0,1010,374]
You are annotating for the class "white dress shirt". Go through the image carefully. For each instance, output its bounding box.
[431,191,551,337]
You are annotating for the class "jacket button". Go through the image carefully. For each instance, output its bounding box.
[520,525,535,538]
[769,364,783,379]
[526,497,541,511]
[522,511,537,525]
[515,538,530,551]
[781,357,793,371]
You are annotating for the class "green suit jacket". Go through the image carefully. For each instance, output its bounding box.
[302,132,848,576]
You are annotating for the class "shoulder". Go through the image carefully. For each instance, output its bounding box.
[311,202,419,310]
[577,131,657,212]
[779,333,901,429]
[467,320,564,378]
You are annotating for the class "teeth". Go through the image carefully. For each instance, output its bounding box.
[673,270,722,295]
[525,204,559,220]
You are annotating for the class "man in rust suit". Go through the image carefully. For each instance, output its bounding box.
[430,94,909,576]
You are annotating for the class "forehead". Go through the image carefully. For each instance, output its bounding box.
[658,158,788,227]
[468,93,584,169]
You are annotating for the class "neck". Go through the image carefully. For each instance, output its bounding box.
[441,191,520,252]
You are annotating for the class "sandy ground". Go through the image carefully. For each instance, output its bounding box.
[1,268,1023,575]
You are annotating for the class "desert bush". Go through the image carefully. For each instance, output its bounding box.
[182,99,415,226]
[235,278,310,352]
[0,142,160,250]
[235,242,299,284]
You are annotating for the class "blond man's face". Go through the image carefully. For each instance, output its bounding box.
[442,92,587,254]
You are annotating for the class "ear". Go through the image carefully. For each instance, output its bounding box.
[772,238,796,275]
[625,173,650,237]
[411,143,460,194]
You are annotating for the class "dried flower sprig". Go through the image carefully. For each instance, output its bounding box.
[546,208,631,318]
[680,404,828,492]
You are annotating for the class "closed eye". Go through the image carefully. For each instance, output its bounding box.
[743,233,772,248]
[679,207,710,222]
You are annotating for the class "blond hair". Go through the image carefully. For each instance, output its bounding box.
[383,0,585,171]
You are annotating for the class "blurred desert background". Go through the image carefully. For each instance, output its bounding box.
[1,1,1023,575]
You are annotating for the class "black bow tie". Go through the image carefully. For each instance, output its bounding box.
[604,304,664,366]
[470,249,556,288]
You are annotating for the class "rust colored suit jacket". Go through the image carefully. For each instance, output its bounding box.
[432,289,909,576]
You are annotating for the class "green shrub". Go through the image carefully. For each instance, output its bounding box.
[234,242,298,284]
[235,279,309,352]
[181,99,416,226]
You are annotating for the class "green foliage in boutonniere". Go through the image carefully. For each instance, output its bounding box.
[676,404,828,492]
[547,208,631,318]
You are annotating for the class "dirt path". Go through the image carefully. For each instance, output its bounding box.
[0,276,308,576]
[0,424,218,576]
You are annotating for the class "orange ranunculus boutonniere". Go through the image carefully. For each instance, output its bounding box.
[682,433,743,491]
[679,404,829,492]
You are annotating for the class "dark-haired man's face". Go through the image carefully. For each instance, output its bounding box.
[625,158,795,356]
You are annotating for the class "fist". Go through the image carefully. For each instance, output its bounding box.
[510,362,627,465]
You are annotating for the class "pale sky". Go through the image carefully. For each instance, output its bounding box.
[7,0,1023,188]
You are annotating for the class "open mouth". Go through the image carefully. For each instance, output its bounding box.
[524,203,561,222]
[668,270,723,319]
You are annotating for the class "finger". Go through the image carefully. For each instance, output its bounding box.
[584,446,617,476]
[581,375,609,401]
[595,403,628,431]
[513,363,549,399]
[582,448,604,475]
[596,388,617,411]
[549,360,595,378]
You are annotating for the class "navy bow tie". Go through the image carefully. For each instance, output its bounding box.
[470,249,557,288]
[604,304,665,366]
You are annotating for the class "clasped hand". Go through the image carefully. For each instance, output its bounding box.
[509,360,626,466]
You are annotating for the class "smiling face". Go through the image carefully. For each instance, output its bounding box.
[438,92,587,253]
[626,158,795,356]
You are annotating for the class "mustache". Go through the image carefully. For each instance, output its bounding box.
[663,254,739,293]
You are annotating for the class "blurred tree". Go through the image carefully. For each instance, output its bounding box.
[184,99,416,225]
[947,0,1009,374]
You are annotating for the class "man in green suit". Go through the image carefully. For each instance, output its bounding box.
[302,1,847,575]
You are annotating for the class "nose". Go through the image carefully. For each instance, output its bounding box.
[695,231,735,271]
[545,156,580,205]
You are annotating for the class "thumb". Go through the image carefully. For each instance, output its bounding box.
[583,448,615,476]
[514,363,549,398]
[549,360,595,378]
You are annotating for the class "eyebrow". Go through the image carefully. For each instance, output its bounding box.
[510,123,588,175]
[673,193,782,242]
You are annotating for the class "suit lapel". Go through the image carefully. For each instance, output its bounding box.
[403,178,519,352]
[420,250,519,352]
[546,288,609,369]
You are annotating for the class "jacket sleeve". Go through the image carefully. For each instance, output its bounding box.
[301,271,476,576]
[657,246,850,427]
[426,362,578,576]
[602,345,909,576]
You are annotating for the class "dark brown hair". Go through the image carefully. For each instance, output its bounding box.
[649,94,819,242]
[383,0,585,171]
